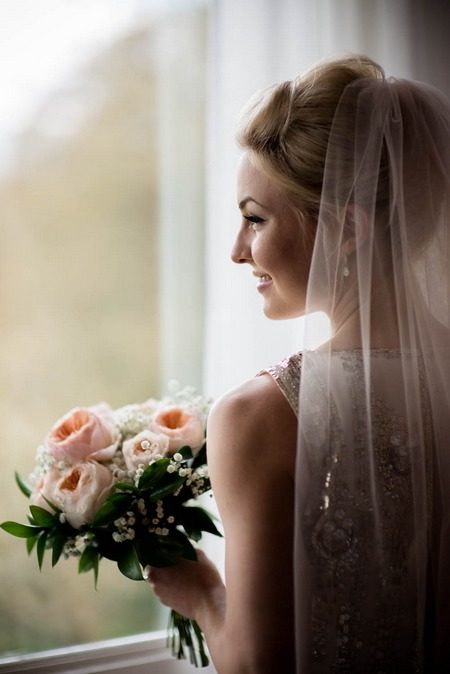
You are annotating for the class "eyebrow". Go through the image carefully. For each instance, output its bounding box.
[238,196,268,210]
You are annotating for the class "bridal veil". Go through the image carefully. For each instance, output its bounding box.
[295,70,450,670]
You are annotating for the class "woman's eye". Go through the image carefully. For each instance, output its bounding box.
[243,215,265,229]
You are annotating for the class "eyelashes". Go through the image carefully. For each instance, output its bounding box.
[243,215,265,225]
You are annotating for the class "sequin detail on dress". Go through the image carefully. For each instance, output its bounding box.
[262,352,302,415]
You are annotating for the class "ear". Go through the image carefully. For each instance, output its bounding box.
[341,204,369,255]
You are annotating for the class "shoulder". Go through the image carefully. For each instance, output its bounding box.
[207,374,297,480]
[208,373,297,437]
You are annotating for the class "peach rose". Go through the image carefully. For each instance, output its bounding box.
[33,462,113,529]
[30,467,61,511]
[44,403,119,464]
[122,430,170,473]
[149,406,205,454]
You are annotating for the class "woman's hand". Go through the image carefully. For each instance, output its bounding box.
[145,549,225,623]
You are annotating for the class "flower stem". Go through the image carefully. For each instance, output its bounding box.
[167,609,209,667]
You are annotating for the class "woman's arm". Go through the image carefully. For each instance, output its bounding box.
[149,374,297,674]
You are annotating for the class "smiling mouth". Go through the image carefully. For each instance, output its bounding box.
[254,273,273,291]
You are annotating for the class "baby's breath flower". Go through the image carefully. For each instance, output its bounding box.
[134,463,147,486]
[138,499,147,514]
[62,538,78,559]
[29,446,57,484]
[114,404,154,438]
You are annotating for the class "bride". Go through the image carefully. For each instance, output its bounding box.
[148,55,450,673]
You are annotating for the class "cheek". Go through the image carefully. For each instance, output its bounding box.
[281,240,314,299]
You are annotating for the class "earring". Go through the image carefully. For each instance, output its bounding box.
[343,255,350,278]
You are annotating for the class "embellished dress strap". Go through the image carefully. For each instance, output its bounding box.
[259,352,302,417]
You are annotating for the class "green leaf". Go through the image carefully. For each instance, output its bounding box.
[42,495,62,514]
[29,506,57,527]
[15,472,32,498]
[138,458,170,491]
[37,531,48,570]
[149,476,185,501]
[117,544,143,581]
[135,532,172,566]
[92,493,133,527]
[93,555,99,588]
[26,535,38,555]
[50,531,67,566]
[146,529,198,565]
[113,482,137,492]
[179,506,222,539]
[137,533,185,567]
[79,545,100,575]
[1,521,40,538]
[175,533,197,562]
[178,446,193,460]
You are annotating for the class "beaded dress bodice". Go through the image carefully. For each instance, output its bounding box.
[263,350,435,673]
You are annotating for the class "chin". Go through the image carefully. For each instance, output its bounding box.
[263,302,305,321]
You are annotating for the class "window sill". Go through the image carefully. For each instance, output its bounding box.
[0,631,216,673]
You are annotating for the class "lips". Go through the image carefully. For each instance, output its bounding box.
[253,271,273,292]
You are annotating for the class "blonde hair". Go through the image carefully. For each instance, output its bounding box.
[236,55,384,219]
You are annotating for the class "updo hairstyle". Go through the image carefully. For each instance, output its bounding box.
[236,55,384,220]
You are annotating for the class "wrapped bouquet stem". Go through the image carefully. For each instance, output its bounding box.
[1,385,220,668]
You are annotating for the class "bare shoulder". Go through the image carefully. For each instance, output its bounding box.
[210,373,296,423]
[207,374,297,478]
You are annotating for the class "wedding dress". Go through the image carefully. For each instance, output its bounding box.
[266,349,440,672]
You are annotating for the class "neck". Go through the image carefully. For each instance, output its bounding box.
[326,280,401,351]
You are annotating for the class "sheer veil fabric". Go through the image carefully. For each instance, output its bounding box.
[295,76,450,671]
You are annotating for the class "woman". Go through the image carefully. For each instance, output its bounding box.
[149,55,450,673]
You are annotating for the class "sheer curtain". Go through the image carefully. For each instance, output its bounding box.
[203,0,450,399]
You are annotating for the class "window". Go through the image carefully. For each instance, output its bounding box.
[0,0,209,661]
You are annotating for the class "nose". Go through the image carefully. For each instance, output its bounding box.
[231,227,252,264]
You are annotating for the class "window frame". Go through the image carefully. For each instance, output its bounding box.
[0,631,216,673]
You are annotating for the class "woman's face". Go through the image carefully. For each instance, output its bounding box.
[232,153,315,319]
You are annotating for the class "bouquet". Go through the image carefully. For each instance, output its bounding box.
[1,384,220,667]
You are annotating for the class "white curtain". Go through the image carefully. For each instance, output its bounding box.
[203,0,450,399]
